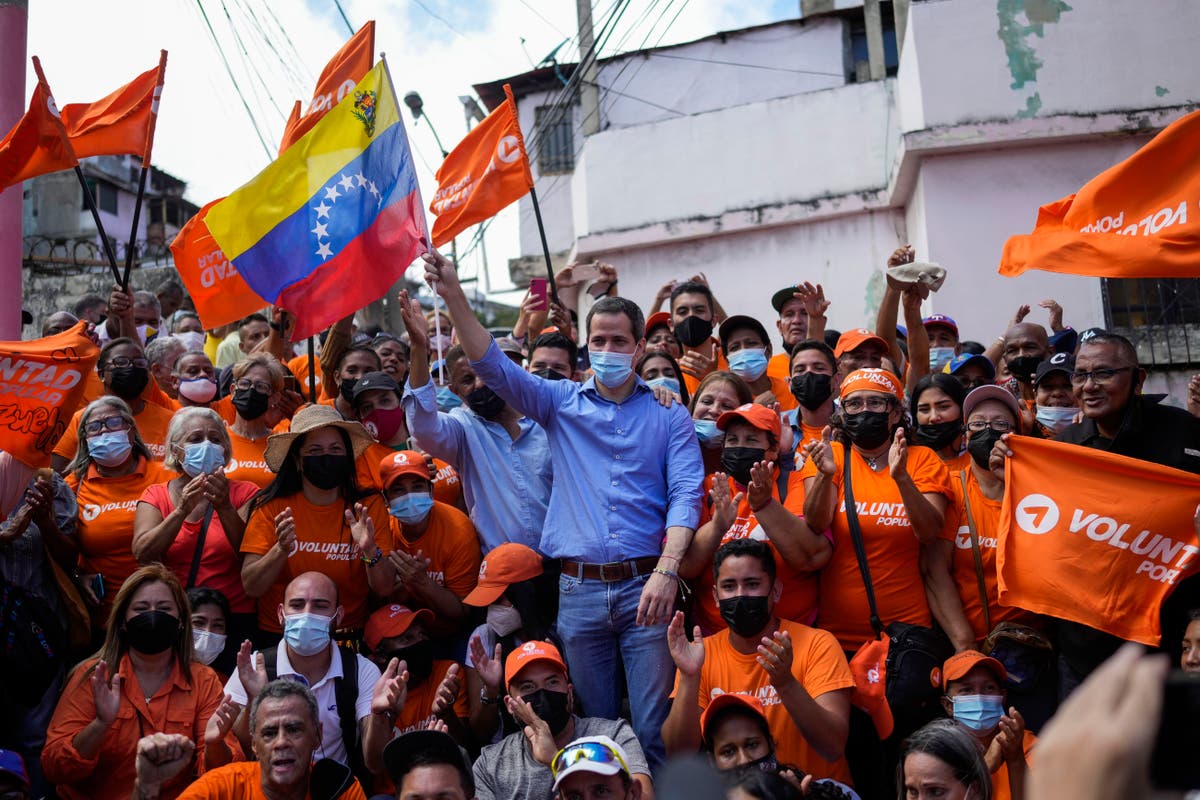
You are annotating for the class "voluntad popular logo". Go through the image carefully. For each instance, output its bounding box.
[1014,494,1059,534]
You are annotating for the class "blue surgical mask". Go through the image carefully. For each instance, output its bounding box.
[436,384,463,411]
[1036,405,1076,433]
[930,347,956,371]
[728,348,768,382]
[181,440,225,477]
[950,694,1005,733]
[282,612,333,657]
[89,430,133,467]
[589,350,635,388]
[389,492,434,524]
[647,376,681,395]
[694,419,722,446]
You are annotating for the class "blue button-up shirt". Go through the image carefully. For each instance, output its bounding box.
[470,340,703,562]
[402,379,552,553]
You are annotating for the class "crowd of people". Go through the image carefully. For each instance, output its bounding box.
[2,243,1199,800]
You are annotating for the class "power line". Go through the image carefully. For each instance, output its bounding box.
[193,0,274,158]
[517,0,571,39]
[219,0,288,120]
[235,0,312,97]
[646,50,844,77]
[333,0,355,35]
[260,0,315,85]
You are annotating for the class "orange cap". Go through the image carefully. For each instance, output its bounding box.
[941,650,1007,690]
[716,403,781,440]
[463,544,544,607]
[379,450,432,490]
[834,328,887,358]
[699,692,767,741]
[504,639,567,686]
[646,311,672,334]
[364,604,433,651]
[839,368,903,403]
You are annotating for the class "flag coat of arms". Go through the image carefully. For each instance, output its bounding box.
[205,61,428,340]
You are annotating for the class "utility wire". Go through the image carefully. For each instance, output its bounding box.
[261,0,316,84]
[333,0,355,35]
[646,50,844,77]
[193,0,274,158]
[219,0,288,120]
[517,0,571,39]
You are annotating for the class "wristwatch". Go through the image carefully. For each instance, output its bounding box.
[480,687,502,705]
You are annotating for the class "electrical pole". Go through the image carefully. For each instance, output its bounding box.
[577,0,600,135]
[0,0,27,338]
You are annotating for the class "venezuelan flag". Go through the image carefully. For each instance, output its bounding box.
[206,61,428,339]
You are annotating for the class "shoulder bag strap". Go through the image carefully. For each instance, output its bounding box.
[186,503,216,589]
[958,470,992,633]
[842,446,885,637]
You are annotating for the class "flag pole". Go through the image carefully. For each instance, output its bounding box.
[307,336,317,402]
[121,50,167,291]
[528,185,560,307]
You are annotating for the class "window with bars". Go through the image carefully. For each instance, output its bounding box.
[535,104,576,175]
[1102,277,1200,366]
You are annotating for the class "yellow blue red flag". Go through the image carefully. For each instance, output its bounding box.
[205,61,428,339]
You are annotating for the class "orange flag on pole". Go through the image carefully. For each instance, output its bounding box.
[278,21,375,153]
[170,199,268,329]
[998,109,1200,279]
[0,321,100,468]
[997,436,1200,646]
[61,51,167,163]
[0,58,77,190]
[430,84,534,248]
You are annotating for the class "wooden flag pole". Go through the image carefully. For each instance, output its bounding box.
[528,185,560,307]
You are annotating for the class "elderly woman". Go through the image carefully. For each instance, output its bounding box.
[133,407,258,650]
[224,353,287,488]
[65,397,168,629]
[42,564,241,800]
[240,405,394,642]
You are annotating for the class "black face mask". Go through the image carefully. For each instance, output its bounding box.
[301,454,352,491]
[720,446,766,487]
[914,419,962,451]
[842,410,893,450]
[674,316,713,348]
[109,366,150,400]
[967,428,1004,469]
[1007,355,1043,383]
[532,368,568,382]
[339,378,358,404]
[718,594,772,638]
[521,687,571,735]
[466,385,506,419]
[232,387,270,421]
[790,372,832,411]
[123,610,180,655]
[391,639,435,685]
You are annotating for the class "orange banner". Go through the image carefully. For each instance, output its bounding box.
[997,436,1200,645]
[0,58,76,190]
[0,322,99,468]
[278,21,375,153]
[430,84,534,247]
[999,108,1200,278]
[170,199,267,329]
[61,52,166,163]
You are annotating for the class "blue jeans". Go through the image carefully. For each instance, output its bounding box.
[557,572,672,769]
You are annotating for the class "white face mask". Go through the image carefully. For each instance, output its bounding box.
[1035,405,1077,433]
[192,629,227,665]
[175,331,207,352]
[486,604,523,637]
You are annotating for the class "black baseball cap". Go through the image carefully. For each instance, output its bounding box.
[718,315,771,354]
[1034,352,1075,386]
[770,286,802,313]
[383,730,474,794]
[350,371,400,405]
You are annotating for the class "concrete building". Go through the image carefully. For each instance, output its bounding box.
[473,0,1200,393]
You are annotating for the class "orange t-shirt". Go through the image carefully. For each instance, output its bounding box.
[941,449,972,474]
[693,474,820,635]
[991,729,1036,800]
[681,338,730,396]
[66,458,169,624]
[144,379,178,412]
[288,354,329,403]
[942,469,1037,641]
[391,502,481,603]
[797,442,954,650]
[357,442,462,508]
[790,420,827,474]
[678,618,855,783]
[224,429,274,488]
[393,660,469,734]
[54,401,175,463]
[177,761,367,800]
[768,374,797,413]
[767,351,791,381]
[240,492,392,632]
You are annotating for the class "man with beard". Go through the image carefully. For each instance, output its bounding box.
[472,641,652,800]
[397,290,552,554]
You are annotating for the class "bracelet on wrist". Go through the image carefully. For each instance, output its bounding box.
[479,687,502,705]
[652,567,679,581]
[361,547,383,567]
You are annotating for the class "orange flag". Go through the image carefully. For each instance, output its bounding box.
[999,109,1200,279]
[0,57,76,190]
[61,51,167,163]
[278,20,375,153]
[430,84,534,247]
[0,322,100,468]
[997,436,1200,645]
[170,199,268,329]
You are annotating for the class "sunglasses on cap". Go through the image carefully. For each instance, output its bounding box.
[551,741,629,779]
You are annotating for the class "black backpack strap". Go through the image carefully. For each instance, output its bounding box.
[263,644,279,682]
[335,646,370,788]
[186,504,215,589]
[843,445,885,638]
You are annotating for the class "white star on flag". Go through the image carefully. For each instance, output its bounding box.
[314,201,331,219]
[323,186,341,202]
[311,222,329,239]
[315,241,333,260]
[338,174,355,191]
[354,173,368,188]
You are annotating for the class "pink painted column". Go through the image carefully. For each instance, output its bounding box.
[0,0,27,339]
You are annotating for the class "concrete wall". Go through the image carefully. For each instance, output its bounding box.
[20,261,176,339]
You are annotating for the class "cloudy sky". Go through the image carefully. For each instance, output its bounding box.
[26,0,796,295]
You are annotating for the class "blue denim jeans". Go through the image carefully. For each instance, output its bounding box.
[557,571,673,770]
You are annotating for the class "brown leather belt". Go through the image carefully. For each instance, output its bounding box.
[560,556,660,582]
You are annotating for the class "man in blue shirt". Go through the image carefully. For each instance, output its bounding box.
[422,252,704,768]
